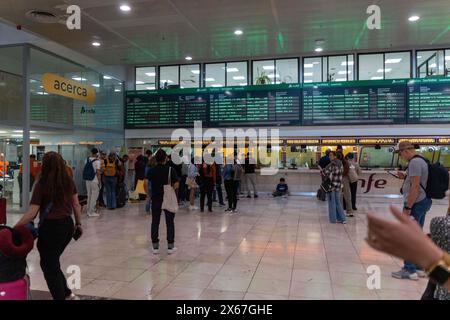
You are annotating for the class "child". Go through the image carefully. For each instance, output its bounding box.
[273,178,289,197]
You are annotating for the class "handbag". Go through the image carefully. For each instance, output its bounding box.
[25,202,53,239]
[135,179,146,195]
[162,167,178,213]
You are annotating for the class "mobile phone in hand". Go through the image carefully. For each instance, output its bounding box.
[73,227,82,241]
[387,171,400,179]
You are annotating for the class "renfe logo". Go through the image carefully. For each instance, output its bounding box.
[359,173,387,194]
[41,73,96,104]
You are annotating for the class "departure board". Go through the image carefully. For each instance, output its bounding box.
[125,89,208,128]
[408,78,450,123]
[302,80,407,125]
[208,84,301,126]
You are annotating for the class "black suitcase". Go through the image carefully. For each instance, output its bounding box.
[116,183,127,208]
[316,189,326,201]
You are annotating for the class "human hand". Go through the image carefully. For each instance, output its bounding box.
[367,205,443,270]
[397,171,406,179]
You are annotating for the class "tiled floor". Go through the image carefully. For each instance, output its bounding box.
[8,194,445,300]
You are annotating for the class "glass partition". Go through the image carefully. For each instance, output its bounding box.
[226,62,248,86]
[180,64,200,88]
[276,59,298,84]
[159,65,179,89]
[135,66,156,90]
[303,55,353,83]
[253,60,275,85]
[417,49,446,78]
[205,63,225,87]
[359,146,395,168]
[439,146,450,167]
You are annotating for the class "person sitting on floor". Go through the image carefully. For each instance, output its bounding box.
[273,178,289,197]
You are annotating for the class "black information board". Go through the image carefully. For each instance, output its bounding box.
[208,84,301,126]
[407,78,450,123]
[302,80,407,125]
[125,89,208,128]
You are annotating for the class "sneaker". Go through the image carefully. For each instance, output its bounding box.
[254,194,258,198]
[416,270,427,278]
[346,213,354,217]
[152,244,160,255]
[391,269,419,281]
[232,209,238,213]
[225,208,232,212]
[87,213,100,217]
[189,205,199,210]
[66,293,80,300]
[168,247,177,255]
[247,195,251,198]
[219,203,226,207]
[337,220,346,224]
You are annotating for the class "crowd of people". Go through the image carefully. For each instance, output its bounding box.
[2,139,450,300]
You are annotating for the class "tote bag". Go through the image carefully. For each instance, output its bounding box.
[162,167,178,213]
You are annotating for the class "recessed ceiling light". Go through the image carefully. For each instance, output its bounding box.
[338,71,351,75]
[114,89,121,92]
[408,15,420,22]
[385,58,402,64]
[185,56,193,61]
[159,80,174,83]
[233,76,246,80]
[11,134,22,137]
[103,75,112,79]
[304,64,314,68]
[377,68,392,73]
[136,81,145,85]
[429,63,437,68]
[92,84,100,87]
[303,80,313,83]
[239,83,248,86]
[205,78,215,82]
[145,72,156,77]
[92,41,101,47]
[268,74,280,79]
[211,84,223,87]
[72,77,87,81]
[445,56,450,61]
[0,131,7,134]
[371,76,384,80]
[335,78,347,81]
[191,70,200,75]
[120,4,131,12]
[146,86,155,90]
[234,29,243,35]
[262,66,275,71]
[315,47,323,53]
[304,72,314,77]
[417,55,423,59]
[226,67,239,72]
[341,61,354,66]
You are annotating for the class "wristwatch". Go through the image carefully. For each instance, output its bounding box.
[403,206,412,211]
[426,253,450,286]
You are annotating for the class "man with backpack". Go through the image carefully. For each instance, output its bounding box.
[83,148,102,217]
[392,141,449,280]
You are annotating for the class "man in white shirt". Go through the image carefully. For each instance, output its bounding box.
[85,148,102,217]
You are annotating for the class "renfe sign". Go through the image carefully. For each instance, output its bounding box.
[42,73,96,104]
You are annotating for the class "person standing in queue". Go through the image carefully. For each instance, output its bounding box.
[134,155,148,201]
[341,154,354,217]
[199,160,216,213]
[145,149,179,255]
[244,153,258,199]
[346,153,361,211]
[15,152,83,300]
[323,151,346,224]
[83,148,101,217]
[186,158,199,211]
[103,153,120,210]
[223,160,236,213]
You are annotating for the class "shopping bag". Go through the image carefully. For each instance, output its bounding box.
[162,168,178,213]
[135,179,146,195]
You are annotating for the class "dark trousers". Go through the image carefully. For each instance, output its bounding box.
[212,181,224,204]
[224,180,237,210]
[37,216,74,300]
[151,196,175,245]
[178,175,187,202]
[350,181,358,210]
[200,177,214,211]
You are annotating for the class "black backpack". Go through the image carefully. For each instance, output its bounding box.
[412,155,449,200]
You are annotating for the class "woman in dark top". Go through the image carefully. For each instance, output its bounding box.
[199,161,216,213]
[135,155,148,200]
[145,149,179,254]
[15,152,83,300]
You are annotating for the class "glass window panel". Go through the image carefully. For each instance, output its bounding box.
[322,57,328,82]
[253,60,275,85]
[439,146,450,167]
[135,67,156,90]
[384,52,410,79]
[417,50,445,78]
[226,62,248,86]
[180,64,200,88]
[159,66,179,89]
[445,49,450,77]
[328,56,347,82]
[205,63,225,88]
[276,59,298,84]
[359,147,394,168]
[358,54,384,80]
[346,55,355,81]
[303,57,321,83]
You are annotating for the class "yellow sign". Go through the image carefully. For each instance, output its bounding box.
[438,138,450,144]
[358,138,396,145]
[286,139,320,144]
[321,139,356,145]
[42,73,96,104]
[398,138,435,144]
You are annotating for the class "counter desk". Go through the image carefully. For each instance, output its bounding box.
[252,168,402,196]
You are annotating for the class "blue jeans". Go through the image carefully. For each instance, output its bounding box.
[327,190,346,223]
[404,197,432,273]
[103,176,117,209]
[145,185,152,213]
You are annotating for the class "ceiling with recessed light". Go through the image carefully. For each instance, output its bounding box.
[0,0,449,65]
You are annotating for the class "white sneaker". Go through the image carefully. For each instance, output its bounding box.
[87,213,100,217]
[152,247,160,254]
[416,270,427,278]
[168,247,177,254]
[189,205,199,210]
[66,293,80,300]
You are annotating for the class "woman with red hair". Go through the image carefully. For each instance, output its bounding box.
[15,152,83,300]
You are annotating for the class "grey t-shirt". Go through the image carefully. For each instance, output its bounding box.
[403,157,428,203]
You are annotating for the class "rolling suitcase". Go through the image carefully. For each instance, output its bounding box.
[116,182,126,208]
[0,276,30,300]
[0,197,6,225]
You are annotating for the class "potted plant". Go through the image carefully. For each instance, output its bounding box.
[255,69,271,85]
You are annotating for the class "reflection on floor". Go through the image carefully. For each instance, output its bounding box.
[8,194,444,300]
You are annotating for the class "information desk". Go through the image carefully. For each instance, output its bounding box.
[408,78,450,123]
[303,80,407,125]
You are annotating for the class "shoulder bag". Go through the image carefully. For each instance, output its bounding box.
[162,167,178,213]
